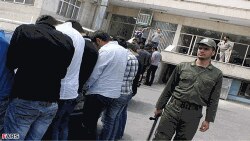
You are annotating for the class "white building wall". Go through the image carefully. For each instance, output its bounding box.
[153,12,250,37]
[109,6,250,37]
[185,0,250,10]
[0,0,44,31]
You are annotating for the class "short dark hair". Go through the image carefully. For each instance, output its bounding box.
[113,36,127,48]
[35,15,58,26]
[66,20,84,33]
[225,36,230,39]
[90,30,111,43]
[127,42,139,52]
[153,47,158,51]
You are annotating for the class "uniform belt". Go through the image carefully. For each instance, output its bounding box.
[170,97,202,110]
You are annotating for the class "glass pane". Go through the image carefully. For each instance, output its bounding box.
[24,0,34,4]
[245,46,250,58]
[239,82,250,99]
[56,1,62,14]
[243,59,250,67]
[151,21,177,31]
[223,33,250,45]
[181,26,222,39]
[127,17,136,24]
[15,0,24,3]
[178,34,193,47]
[176,46,189,54]
[158,31,175,50]
[108,21,135,41]
[229,43,247,65]
[76,0,81,7]
[70,0,76,4]
[72,7,79,19]
[66,5,74,18]
[60,2,68,16]
[191,37,204,56]
[111,14,136,24]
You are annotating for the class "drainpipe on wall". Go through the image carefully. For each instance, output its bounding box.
[92,0,109,30]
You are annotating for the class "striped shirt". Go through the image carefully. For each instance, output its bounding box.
[121,51,139,95]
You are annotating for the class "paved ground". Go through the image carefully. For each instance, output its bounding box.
[68,83,250,140]
[121,84,250,141]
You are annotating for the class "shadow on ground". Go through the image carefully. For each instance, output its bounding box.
[127,99,155,115]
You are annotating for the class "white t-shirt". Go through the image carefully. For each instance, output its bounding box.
[151,51,162,66]
[151,32,162,43]
[56,22,85,100]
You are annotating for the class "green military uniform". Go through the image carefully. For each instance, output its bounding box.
[154,60,223,140]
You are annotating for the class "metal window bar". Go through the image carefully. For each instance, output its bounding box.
[58,0,81,19]
[190,35,198,56]
[242,45,249,66]
[71,6,76,19]
[215,32,224,60]
[136,13,151,25]
[58,1,63,15]
[65,0,71,17]
[70,0,77,19]
[187,35,194,55]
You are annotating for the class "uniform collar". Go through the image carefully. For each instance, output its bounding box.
[191,59,213,70]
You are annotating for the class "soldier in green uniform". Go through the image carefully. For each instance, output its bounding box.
[153,38,223,140]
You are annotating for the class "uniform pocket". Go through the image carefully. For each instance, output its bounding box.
[179,72,194,88]
[200,77,216,99]
[201,78,215,91]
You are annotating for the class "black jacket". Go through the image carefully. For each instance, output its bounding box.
[6,23,74,102]
[78,38,98,93]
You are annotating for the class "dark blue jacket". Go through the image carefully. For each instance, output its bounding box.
[0,30,14,101]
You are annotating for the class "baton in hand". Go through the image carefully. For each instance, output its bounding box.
[147,116,159,141]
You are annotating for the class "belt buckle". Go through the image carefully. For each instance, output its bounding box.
[180,102,185,108]
[180,102,191,110]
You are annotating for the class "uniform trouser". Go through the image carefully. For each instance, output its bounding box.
[153,100,203,141]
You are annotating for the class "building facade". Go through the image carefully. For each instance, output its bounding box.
[1,0,250,103]
[106,0,250,104]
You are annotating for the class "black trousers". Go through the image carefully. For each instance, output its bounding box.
[139,65,148,82]
[145,65,158,85]
[81,94,113,140]
[132,73,140,95]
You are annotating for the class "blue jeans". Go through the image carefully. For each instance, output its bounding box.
[50,98,77,140]
[0,99,9,134]
[115,105,128,140]
[100,94,132,140]
[3,98,58,140]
